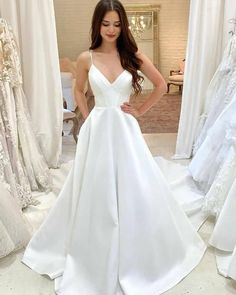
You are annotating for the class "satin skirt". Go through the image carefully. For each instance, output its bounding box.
[22,107,206,295]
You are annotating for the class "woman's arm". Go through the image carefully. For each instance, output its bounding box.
[74,52,90,119]
[121,51,167,117]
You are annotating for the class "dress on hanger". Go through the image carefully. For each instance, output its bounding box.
[189,34,236,217]
[0,182,31,258]
[22,51,206,295]
[0,18,51,208]
[208,176,236,280]
[193,35,236,154]
[189,89,236,216]
[188,34,236,280]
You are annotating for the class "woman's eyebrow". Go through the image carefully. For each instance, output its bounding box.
[102,20,121,23]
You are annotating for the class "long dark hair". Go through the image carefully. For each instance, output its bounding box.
[90,0,143,95]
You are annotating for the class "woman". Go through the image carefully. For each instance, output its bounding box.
[22,1,206,294]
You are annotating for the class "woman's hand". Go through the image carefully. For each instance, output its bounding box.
[120,102,142,118]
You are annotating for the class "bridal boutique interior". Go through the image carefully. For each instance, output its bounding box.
[1,0,236,294]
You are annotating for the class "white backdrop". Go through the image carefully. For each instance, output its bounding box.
[174,0,236,159]
[0,0,63,168]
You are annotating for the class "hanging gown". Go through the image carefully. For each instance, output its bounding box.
[0,182,31,258]
[189,89,236,212]
[193,35,236,154]
[208,176,236,280]
[0,18,51,208]
[202,116,236,217]
[22,53,206,295]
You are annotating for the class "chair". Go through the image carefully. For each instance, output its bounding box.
[167,59,185,93]
[60,57,77,111]
[60,57,92,143]
[61,72,76,111]
[63,104,79,143]
[60,57,90,109]
[63,97,79,143]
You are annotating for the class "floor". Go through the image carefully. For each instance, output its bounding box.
[0,131,236,295]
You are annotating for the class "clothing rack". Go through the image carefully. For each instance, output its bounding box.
[228,18,236,35]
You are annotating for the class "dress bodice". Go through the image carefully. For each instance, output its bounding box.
[0,18,22,86]
[88,63,132,107]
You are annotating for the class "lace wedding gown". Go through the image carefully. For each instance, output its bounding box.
[193,35,236,154]
[189,88,236,216]
[0,18,51,209]
[189,35,236,216]
[188,36,236,279]
[22,53,206,295]
[208,176,236,280]
[0,182,31,258]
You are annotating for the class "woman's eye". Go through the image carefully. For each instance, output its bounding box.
[102,23,120,27]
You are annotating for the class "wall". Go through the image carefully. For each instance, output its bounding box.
[53,0,189,80]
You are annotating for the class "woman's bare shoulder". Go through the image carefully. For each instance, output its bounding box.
[76,51,91,70]
[77,50,90,60]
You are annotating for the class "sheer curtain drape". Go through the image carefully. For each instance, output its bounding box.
[174,0,234,159]
[0,0,62,167]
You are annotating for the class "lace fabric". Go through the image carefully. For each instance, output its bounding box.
[193,35,236,153]
[190,36,236,217]
[0,183,31,258]
[202,146,236,217]
[201,120,236,216]
[0,19,22,86]
[0,82,32,208]
[0,18,52,209]
[190,115,234,194]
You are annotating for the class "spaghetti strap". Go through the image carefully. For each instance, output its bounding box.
[89,50,93,65]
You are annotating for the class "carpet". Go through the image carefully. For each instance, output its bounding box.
[131,91,182,133]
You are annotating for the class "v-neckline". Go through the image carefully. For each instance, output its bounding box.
[91,64,126,85]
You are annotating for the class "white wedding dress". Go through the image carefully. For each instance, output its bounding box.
[0,182,30,258]
[189,34,236,218]
[0,18,51,209]
[193,35,236,154]
[209,176,236,280]
[0,18,53,258]
[22,54,206,295]
[189,90,236,215]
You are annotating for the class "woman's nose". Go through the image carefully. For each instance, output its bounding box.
[108,25,115,33]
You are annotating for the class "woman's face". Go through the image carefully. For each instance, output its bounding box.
[100,10,121,43]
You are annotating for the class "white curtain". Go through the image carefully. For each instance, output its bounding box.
[174,0,227,159]
[0,0,63,168]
